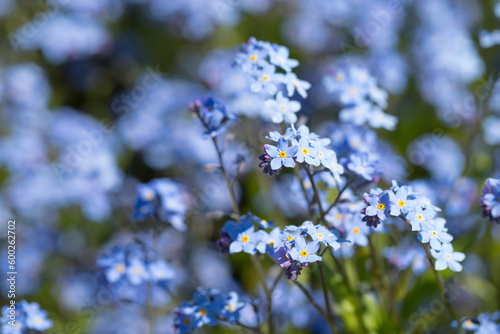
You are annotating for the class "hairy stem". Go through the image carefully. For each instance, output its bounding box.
[294,281,328,319]
[398,215,461,326]
[318,261,341,334]
[251,256,274,334]
[211,137,240,217]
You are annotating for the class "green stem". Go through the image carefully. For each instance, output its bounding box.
[294,281,329,319]
[211,137,240,218]
[398,215,462,327]
[303,165,326,224]
[294,168,314,218]
[318,261,341,334]
[318,178,353,224]
[251,257,274,334]
[330,253,367,334]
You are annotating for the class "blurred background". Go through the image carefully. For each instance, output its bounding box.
[0,0,500,333]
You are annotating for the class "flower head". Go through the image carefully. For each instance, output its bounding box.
[430,243,465,272]
[479,177,500,224]
[265,91,301,124]
[265,137,298,170]
[289,236,322,264]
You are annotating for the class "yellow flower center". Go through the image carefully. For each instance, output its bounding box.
[199,309,207,316]
[184,318,190,325]
[115,264,126,273]
[34,318,41,324]
[279,104,288,112]
[349,87,357,95]
[287,236,294,241]
[300,250,308,257]
[302,148,308,155]
[377,203,385,210]
[262,74,269,82]
[318,151,324,157]
[226,304,235,312]
[242,235,249,242]
[353,227,360,234]
[318,233,323,239]
[250,54,257,61]
[134,267,142,275]
[336,214,342,220]
[269,241,275,247]
[417,214,423,220]
[143,189,155,201]
[335,73,344,82]
[279,151,287,158]
[398,200,405,207]
[463,320,474,329]
[431,231,438,237]
[277,56,284,62]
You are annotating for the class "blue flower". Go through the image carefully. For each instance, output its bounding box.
[279,227,304,248]
[175,289,245,333]
[306,224,342,250]
[279,72,312,98]
[1,304,24,334]
[250,63,278,95]
[406,206,436,231]
[189,97,238,138]
[479,177,500,224]
[126,256,150,285]
[215,292,245,324]
[133,178,188,231]
[266,128,295,142]
[347,153,378,181]
[362,191,391,227]
[314,143,344,182]
[235,43,268,72]
[229,226,260,255]
[97,246,127,284]
[21,301,53,331]
[459,313,500,333]
[256,227,281,254]
[249,213,274,229]
[265,138,298,170]
[269,45,299,72]
[295,124,319,141]
[174,305,197,334]
[295,136,319,166]
[418,219,453,251]
[430,243,465,272]
[345,220,370,247]
[389,186,414,216]
[192,290,219,327]
[148,259,175,284]
[265,91,301,124]
[289,236,322,264]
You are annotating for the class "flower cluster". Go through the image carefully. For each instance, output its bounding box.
[273,221,345,280]
[133,178,189,231]
[218,213,345,280]
[259,124,343,182]
[361,182,465,272]
[457,312,500,333]
[97,243,176,288]
[0,300,52,333]
[235,37,311,124]
[323,64,397,130]
[478,178,500,224]
[188,97,238,138]
[174,289,246,334]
